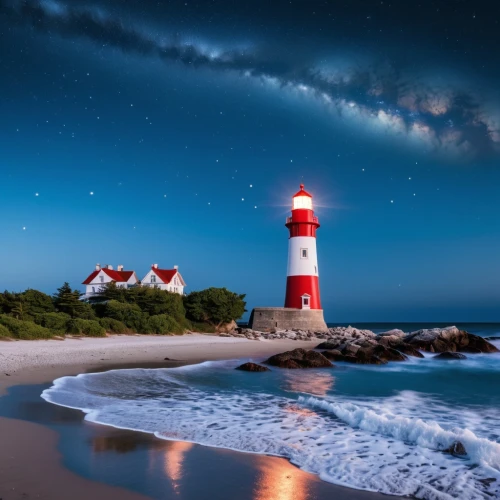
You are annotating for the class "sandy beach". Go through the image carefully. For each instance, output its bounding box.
[0,334,398,500]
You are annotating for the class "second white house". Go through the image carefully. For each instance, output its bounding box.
[141,264,186,294]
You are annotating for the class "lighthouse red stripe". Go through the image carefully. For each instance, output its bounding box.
[284,275,322,309]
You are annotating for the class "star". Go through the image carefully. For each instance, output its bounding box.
[22,226,26,230]
[90,191,94,195]
[249,184,253,187]
[390,200,394,203]
[241,198,245,201]
[35,193,39,196]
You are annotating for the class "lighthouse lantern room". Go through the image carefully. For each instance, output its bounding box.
[284,184,322,310]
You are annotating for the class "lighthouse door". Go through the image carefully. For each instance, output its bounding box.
[301,294,311,310]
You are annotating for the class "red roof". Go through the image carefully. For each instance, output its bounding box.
[151,267,179,284]
[82,269,135,285]
[293,183,312,198]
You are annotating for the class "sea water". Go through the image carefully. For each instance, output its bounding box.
[41,324,500,499]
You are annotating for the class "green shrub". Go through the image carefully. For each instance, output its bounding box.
[66,319,106,337]
[35,312,71,332]
[0,315,54,340]
[0,324,12,338]
[143,314,183,335]
[99,317,129,334]
[103,300,146,331]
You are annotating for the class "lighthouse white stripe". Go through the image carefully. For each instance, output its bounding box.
[287,236,319,276]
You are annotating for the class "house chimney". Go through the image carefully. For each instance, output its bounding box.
[96,263,101,271]
[117,265,124,271]
[106,264,113,270]
[174,265,178,270]
[153,263,158,269]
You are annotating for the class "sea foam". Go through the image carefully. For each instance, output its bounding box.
[41,362,500,499]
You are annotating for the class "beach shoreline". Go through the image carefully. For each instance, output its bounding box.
[0,333,399,500]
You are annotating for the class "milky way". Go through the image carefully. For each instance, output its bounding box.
[4,0,500,159]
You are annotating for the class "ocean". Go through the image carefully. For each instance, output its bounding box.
[41,323,500,499]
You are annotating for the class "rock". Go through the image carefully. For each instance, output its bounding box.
[378,329,406,338]
[164,357,170,360]
[265,348,333,369]
[486,336,500,341]
[316,341,341,350]
[218,333,231,337]
[434,352,467,360]
[372,345,408,362]
[217,320,238,333]
[394,343,424,358]
[404,327,499,354]
[236,362,270,372]
[443,441,467,456]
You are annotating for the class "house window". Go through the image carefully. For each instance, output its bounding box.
[151,275,156,283]
[301,248,308,259]
[100,275,104,283]
[92,287,95,293]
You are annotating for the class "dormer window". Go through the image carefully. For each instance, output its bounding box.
[99,275,104,283]
[151,274,156,283]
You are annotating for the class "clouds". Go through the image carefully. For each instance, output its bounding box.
[4,0,500,159]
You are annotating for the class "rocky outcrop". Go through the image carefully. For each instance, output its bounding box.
[221,325,498,366]
[265,348,333,369]
[434,352,467,360]
[322,344,407,365]
[235,362,270,372]
[405,326,498,354]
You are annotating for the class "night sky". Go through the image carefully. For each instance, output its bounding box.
[1,0,499,322]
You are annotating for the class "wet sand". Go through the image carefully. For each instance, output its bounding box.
[0,335,398,500]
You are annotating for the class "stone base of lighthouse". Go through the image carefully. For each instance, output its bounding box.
[248,307,328,332]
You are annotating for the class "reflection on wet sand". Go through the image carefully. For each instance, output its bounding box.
[282,370,335,396]
[253,455,309,500]
[162,440,195,491]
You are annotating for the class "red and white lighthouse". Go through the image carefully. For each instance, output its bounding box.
[284,184,322,310]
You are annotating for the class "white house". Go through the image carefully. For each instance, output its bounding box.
[141,264,186,295]
[82,264,139,296]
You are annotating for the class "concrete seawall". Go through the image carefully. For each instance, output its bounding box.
[249,307,328,332]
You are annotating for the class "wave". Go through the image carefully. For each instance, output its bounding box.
[41,365,500,499]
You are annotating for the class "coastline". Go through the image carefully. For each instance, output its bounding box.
[0,334,398,500]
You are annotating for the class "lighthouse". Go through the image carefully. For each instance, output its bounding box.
[248,183,328,332]
[284,184,321,310]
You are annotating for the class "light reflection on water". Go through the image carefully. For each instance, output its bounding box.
[253,455,309,500]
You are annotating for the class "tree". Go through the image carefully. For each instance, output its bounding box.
[53,282,95,319]
[96,281,128,302]
[22,289,55,315]
[184,287,246,327]
[11,297,28,320]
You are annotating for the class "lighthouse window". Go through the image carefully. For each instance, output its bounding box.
[304,298,309,306]
[314,265,317,274]
[301,248,308,259]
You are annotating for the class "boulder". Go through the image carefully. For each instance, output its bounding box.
[443,441,467,456]
[434,352,467,360]
[393,343,424,358]
[404,327,499,354]
[265,348,333,369]
[236,362,270,372]
[315,341,341,350]
[378,329,406,338]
